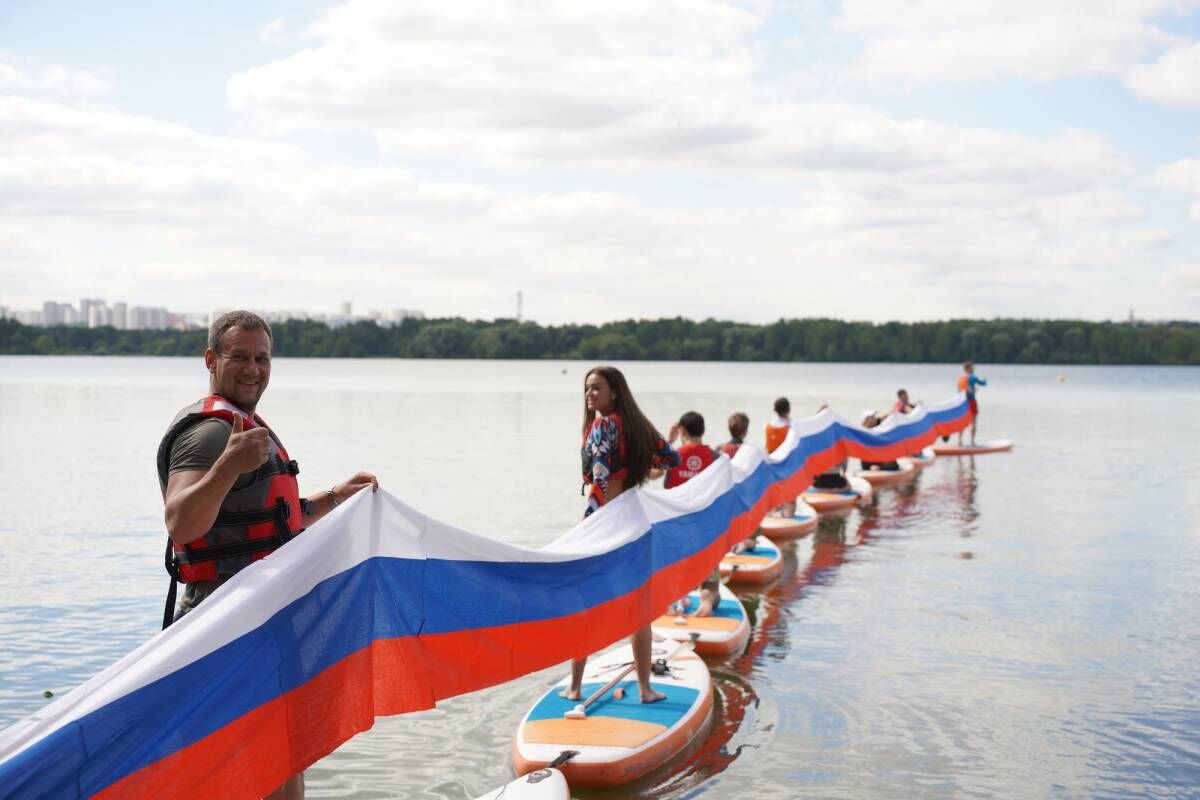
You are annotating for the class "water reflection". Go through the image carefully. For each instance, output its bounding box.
[613,503,893,794]
[3,360,1199,799]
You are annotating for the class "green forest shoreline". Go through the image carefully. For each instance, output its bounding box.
[1,316,1197,365]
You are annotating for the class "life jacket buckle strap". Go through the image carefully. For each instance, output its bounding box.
[183,498,296,565]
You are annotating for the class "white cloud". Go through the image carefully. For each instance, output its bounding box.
[834,1,1187,83]
[224,0,1141,201]
[0,53,113,96]
[0,3,1194,323]
[1151,158,1200,219]
[1160,264,1200,300]
[1125,40,1200,105]
[259,18,290,45]
[228,0,767,161]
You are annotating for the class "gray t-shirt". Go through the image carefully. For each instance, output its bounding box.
[168,418,256,490]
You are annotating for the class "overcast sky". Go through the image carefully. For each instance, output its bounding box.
[3,0,1200,324]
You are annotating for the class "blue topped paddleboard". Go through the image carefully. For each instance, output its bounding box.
[512,641,712,787]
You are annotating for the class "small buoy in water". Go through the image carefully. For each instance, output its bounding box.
[613,687,626,700]
[1057,374,1066,383]
[42,690,53,698]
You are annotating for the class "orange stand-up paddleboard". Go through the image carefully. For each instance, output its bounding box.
[719,540,783,585]
[757,500,819,539]
[852,457,916,486]
[512,641,712,788]
[652,583,750,656]
[932,439,1014,456]
[804,474,872,512]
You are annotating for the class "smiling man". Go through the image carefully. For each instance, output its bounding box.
[155,310,378,799]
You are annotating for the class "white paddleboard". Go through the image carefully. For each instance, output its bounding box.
[909,447,936,468]
[473,766,570,800]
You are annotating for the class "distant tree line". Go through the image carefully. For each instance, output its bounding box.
[1,316,1197,364]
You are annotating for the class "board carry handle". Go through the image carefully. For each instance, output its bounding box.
[564,638,695,720]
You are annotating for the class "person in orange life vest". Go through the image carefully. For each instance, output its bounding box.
[764,396,791,453]
[764,397,797,517]
[719,411,749,458]
[570,366,679,705]
[661,411,722,618]
[957,360,988,445]
[858,410,899,471]
[160,311,379,800]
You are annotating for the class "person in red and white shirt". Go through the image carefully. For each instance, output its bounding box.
[663,411,718,489]
[659,411,723,616]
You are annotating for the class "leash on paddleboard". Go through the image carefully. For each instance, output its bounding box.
[564,637,696,720]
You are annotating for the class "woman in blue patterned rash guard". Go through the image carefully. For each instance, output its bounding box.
[564,365,679,703]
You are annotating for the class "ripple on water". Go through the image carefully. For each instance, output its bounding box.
[4,362,1200,798]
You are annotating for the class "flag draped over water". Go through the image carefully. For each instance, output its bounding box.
[0,397,970,799]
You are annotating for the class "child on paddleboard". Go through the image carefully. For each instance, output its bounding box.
[719,411,749,458]
[571,366,679,704]
[893,389,927,458]
[765,397,797,517]
[662,411,721,618]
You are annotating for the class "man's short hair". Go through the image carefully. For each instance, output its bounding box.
[208,311,272,353]
[773,397,790,416]
[679,410,705,438]
[727,411,749,439]
[897,388,908,398]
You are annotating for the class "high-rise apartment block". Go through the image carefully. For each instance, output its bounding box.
[6,300,426,331]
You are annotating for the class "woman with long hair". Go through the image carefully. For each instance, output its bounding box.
[565,365,679,703]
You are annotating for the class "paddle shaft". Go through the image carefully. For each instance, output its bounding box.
[570,638,694,717]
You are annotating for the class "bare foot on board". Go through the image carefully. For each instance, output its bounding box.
[639,688,668,704]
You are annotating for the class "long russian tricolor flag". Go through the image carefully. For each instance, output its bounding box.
[0,396,970,799]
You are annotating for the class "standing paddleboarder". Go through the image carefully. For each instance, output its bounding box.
[957,360,988,446]
[568,365,678,704]
[158,310,379,800]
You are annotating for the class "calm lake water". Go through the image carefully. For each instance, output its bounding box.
[1,357,1198,799]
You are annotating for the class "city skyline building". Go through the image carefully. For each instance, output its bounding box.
[2,298,425,331]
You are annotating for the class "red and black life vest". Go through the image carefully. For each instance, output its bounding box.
[664,442,716,489]
[157,395,303,584]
